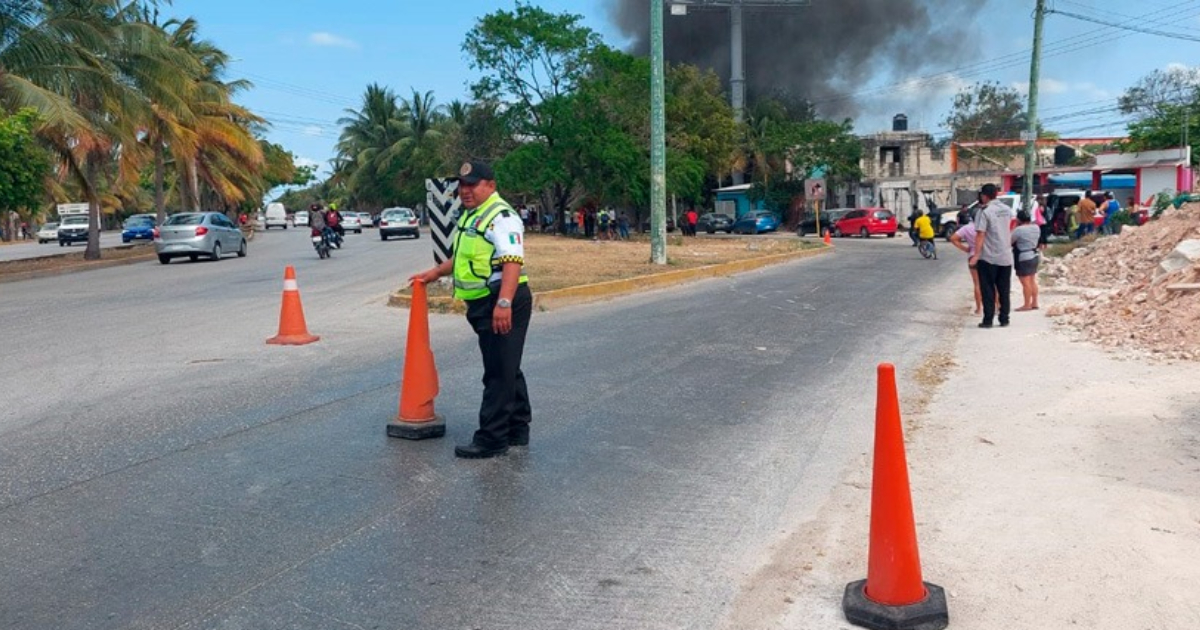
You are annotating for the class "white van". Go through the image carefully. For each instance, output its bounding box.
[264,203,288,230]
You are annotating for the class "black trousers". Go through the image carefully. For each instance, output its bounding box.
[465,284,532,448]
[976,260,1012,325]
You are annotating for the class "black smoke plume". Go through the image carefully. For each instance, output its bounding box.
[607,0,993,121]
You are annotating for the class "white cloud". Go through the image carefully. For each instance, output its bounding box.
[302,126,324,137]
[1165,61,1191,73]
[1012,79,1109,99]
[308,32,359,50]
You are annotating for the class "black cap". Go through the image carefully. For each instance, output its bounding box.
[456,160,495,185]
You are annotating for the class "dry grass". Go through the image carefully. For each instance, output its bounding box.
[414,232,820,297]
[1044,235,1097,258]
[0,243,155,278]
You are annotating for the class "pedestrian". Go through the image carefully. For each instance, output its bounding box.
[949,219,984,315]
[1011,210,1043,311]
[1033,194,1050,245]
[685,208,698,237]
[519,204,530,227]
[969,184,1014,329]
[1100,192,1120,235]
[409,160,532,459]
[597,208,610,240]
[574,208,584,236]
[1075,194,1097,239]
[20,221,30,240]
[584,208,595,239]
[617,211,630,240]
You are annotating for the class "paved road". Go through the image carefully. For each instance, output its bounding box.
[0,234,963,629]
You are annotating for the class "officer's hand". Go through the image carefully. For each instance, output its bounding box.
[492,305,512,335]
[408,269,439,285]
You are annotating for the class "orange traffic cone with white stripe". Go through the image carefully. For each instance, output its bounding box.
[266,266,320,346]
[843,363,948,630]
[387,280,445,440]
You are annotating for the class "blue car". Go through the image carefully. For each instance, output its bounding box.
[731,210,780,235]
[122,214,157,243]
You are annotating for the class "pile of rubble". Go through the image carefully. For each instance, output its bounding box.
[1043,203,1200,360]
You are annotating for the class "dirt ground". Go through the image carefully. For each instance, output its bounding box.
[407,233,818,296]
[720,290,1200,629]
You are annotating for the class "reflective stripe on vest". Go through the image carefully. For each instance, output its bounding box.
[452,195,527,301]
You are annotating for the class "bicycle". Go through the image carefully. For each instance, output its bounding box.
[918,238,937,260]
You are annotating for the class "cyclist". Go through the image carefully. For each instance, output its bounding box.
[914,210,937,259]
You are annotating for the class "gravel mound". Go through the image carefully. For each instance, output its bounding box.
[1044,203,1200,360]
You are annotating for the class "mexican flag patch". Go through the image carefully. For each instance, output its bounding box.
[509,233,522,245]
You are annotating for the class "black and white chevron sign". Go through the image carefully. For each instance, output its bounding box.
[425,178,461,264]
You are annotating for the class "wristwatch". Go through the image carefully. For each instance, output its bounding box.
[497,298,512,308]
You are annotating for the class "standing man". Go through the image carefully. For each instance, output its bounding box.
[685,207,699,237]
[969,184,1014,329]
[410,161,532,459]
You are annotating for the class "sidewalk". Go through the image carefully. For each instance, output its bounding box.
[725,292,1200,629]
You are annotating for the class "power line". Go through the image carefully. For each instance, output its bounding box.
[1047,7,1200,42]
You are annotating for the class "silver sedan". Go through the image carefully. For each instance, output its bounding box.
[155,212,247,264]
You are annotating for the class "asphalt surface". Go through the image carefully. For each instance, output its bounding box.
[0,232,963,630]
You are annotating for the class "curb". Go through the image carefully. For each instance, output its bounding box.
[388,245,832,312]
[0,246,157,284]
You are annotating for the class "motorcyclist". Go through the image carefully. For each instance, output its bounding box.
[325,203,345,240]
[309,203,332,244]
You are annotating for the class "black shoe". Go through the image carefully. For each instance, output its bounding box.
[508,433,529,447]
[454,442,509,459]
[999,321,1010,327]
[978,322,993,329]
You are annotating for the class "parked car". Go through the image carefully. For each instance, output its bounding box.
[58,214,90,246]
[36,222,59,244]
[121,214,157,243]
[379,207,420,240]
[731,210,780,235]
[928,207,964,239]
[697,213,734,234]
[358,212,374,228]
[154,212,247,264]
[639,217,677,232]
[833,208,898,238]
[340,211,362,233]
[796,208,853,236]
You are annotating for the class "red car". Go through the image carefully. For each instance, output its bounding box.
[833,208,898,238]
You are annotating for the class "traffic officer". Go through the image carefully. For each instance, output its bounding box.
[410,160,532,459]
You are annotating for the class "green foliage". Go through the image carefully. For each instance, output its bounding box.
[0,109,50,217]
[944,81,1032,141]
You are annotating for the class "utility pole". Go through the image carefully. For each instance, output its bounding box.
[730,4,746,185]
[650,0,668,264]
[1022,0,1046,214]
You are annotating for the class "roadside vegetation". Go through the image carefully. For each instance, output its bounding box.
[279,4,863,230]
[0,0,311,258]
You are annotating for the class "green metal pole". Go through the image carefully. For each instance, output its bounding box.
[650,0,667,265]
[1022,0,1046,214]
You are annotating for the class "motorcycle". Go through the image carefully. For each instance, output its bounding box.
[312,229,332,259]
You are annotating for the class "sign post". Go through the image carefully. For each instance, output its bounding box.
[425,179,460,265]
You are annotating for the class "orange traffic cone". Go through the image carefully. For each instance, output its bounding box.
[843,363,948,630]
[266,266,320,346]
[824,229,833,245]
[387,280,445,440]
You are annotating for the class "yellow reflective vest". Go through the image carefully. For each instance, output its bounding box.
[452,194,528,301]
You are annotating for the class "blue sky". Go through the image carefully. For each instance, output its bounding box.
[168,0,1200,175]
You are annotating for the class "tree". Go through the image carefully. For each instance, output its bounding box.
[1119,66,1200,165]
[943,81,1031,141]
[0,109,50,239]
[1118,65,1200,121]
[464,3,603,217]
